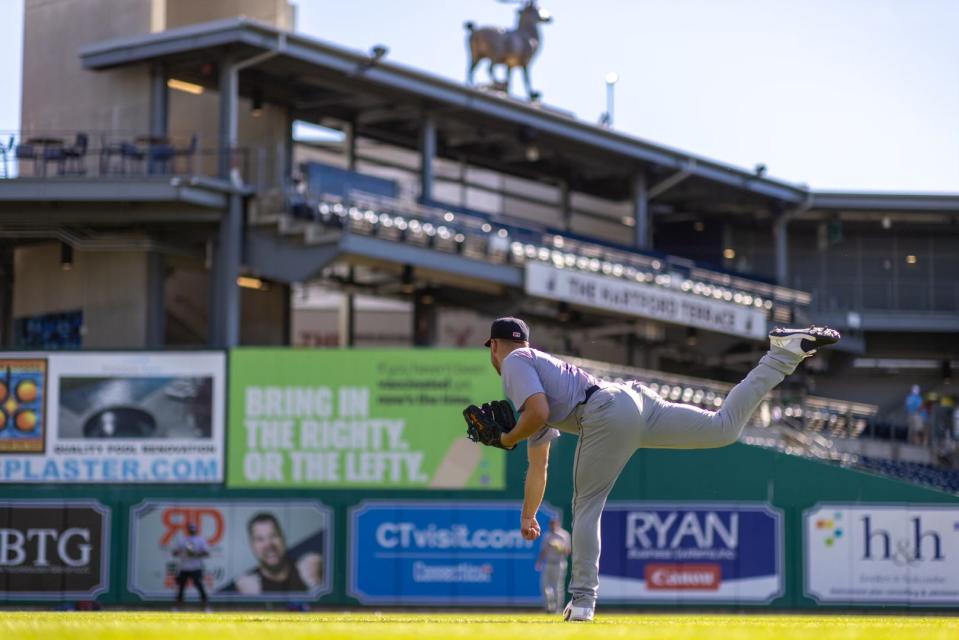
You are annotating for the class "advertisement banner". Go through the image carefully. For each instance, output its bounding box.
[598,503,783,603]
[128,500,332,601]
[0,352,225,483]
[0,500,110,600]
[804,504,959,605]
[349,501,560,605]
[227,349,505,489]
[526,263,767,340]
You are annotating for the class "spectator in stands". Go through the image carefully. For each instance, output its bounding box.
[905,385,926,445]
[933,394,956,463]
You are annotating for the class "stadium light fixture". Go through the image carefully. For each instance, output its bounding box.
[237,276,268,290]
[167,78,204,95]
[601,71,618,128]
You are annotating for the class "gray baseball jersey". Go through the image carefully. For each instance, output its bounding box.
[173,534,208,571]
[500,348,600,447]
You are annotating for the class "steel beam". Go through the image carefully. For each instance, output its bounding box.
[150,62,169,138]
[245,228,340,282]
[774,215,788,286]
[648,162,694,200]
[420,113,436,201]
[340,233,522,287]
[218,55,238,180]
[0,178,229,208]
[633,172,650,250]
[214,193,243,347]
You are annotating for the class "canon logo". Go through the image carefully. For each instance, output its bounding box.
[645,563,720,590]
[0,528,92,567]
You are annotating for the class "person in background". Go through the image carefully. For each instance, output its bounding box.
[905,385,925,445]
[536,518,572,613]
[172,523,210,612]
[933,394,956,462]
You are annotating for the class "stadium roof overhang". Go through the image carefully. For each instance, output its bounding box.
[0,176,251,224]
[79,18,814,211]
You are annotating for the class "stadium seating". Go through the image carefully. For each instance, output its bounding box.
[295,191,810,320]
[856,457,959,494]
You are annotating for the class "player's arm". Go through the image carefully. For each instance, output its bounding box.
[520,438,549,541]
[501,392,549,448]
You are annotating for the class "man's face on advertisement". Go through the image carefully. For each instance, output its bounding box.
[250,521,288,571]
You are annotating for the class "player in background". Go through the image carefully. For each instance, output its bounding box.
[483,317,840,621]
[536,518,571,613]
[172,523,211,612]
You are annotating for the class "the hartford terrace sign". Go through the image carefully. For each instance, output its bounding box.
[525,263,767,339]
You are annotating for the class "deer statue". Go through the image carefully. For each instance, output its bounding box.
[465,0,552,100]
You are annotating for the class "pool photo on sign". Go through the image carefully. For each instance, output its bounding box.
[0,352,226,484]
[0,358,47,453]
[58,376,214,439]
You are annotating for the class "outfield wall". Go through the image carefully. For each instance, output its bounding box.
[0,348,957,609]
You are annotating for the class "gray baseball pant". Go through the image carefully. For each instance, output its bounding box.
[566,348,804,608]
[540,560,567,612]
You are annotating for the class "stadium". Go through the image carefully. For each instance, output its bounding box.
[0,1,957,638]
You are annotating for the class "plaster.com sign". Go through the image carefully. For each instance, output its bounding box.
[525,263,767,340]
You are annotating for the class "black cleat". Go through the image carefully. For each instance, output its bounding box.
[769,325,841,358]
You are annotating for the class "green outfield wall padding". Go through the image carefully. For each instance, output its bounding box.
[1,441,957,609]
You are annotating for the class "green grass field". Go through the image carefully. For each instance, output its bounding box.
[2,611,958,640]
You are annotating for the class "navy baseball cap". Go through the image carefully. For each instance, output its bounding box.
[484,317,530,347]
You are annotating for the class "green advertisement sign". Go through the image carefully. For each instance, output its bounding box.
[228,349,506,489]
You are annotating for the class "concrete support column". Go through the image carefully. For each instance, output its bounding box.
[773,214,789,286]
[339,290,356,347]
[149,62,169,139]
[145,251,165,348]
[632,171,650,250]
[419,113,436,202]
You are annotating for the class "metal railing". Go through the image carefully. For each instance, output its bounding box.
[0,130,273,189]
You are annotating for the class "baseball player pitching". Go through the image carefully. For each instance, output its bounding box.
[464,317,840,621]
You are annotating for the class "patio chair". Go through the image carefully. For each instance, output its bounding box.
[62,132,89,175]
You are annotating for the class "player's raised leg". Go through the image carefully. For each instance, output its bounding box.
[636,326,840,449]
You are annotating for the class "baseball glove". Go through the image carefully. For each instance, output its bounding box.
[463,400,517,450]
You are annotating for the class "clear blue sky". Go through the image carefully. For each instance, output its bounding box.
[2,0,957,192]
